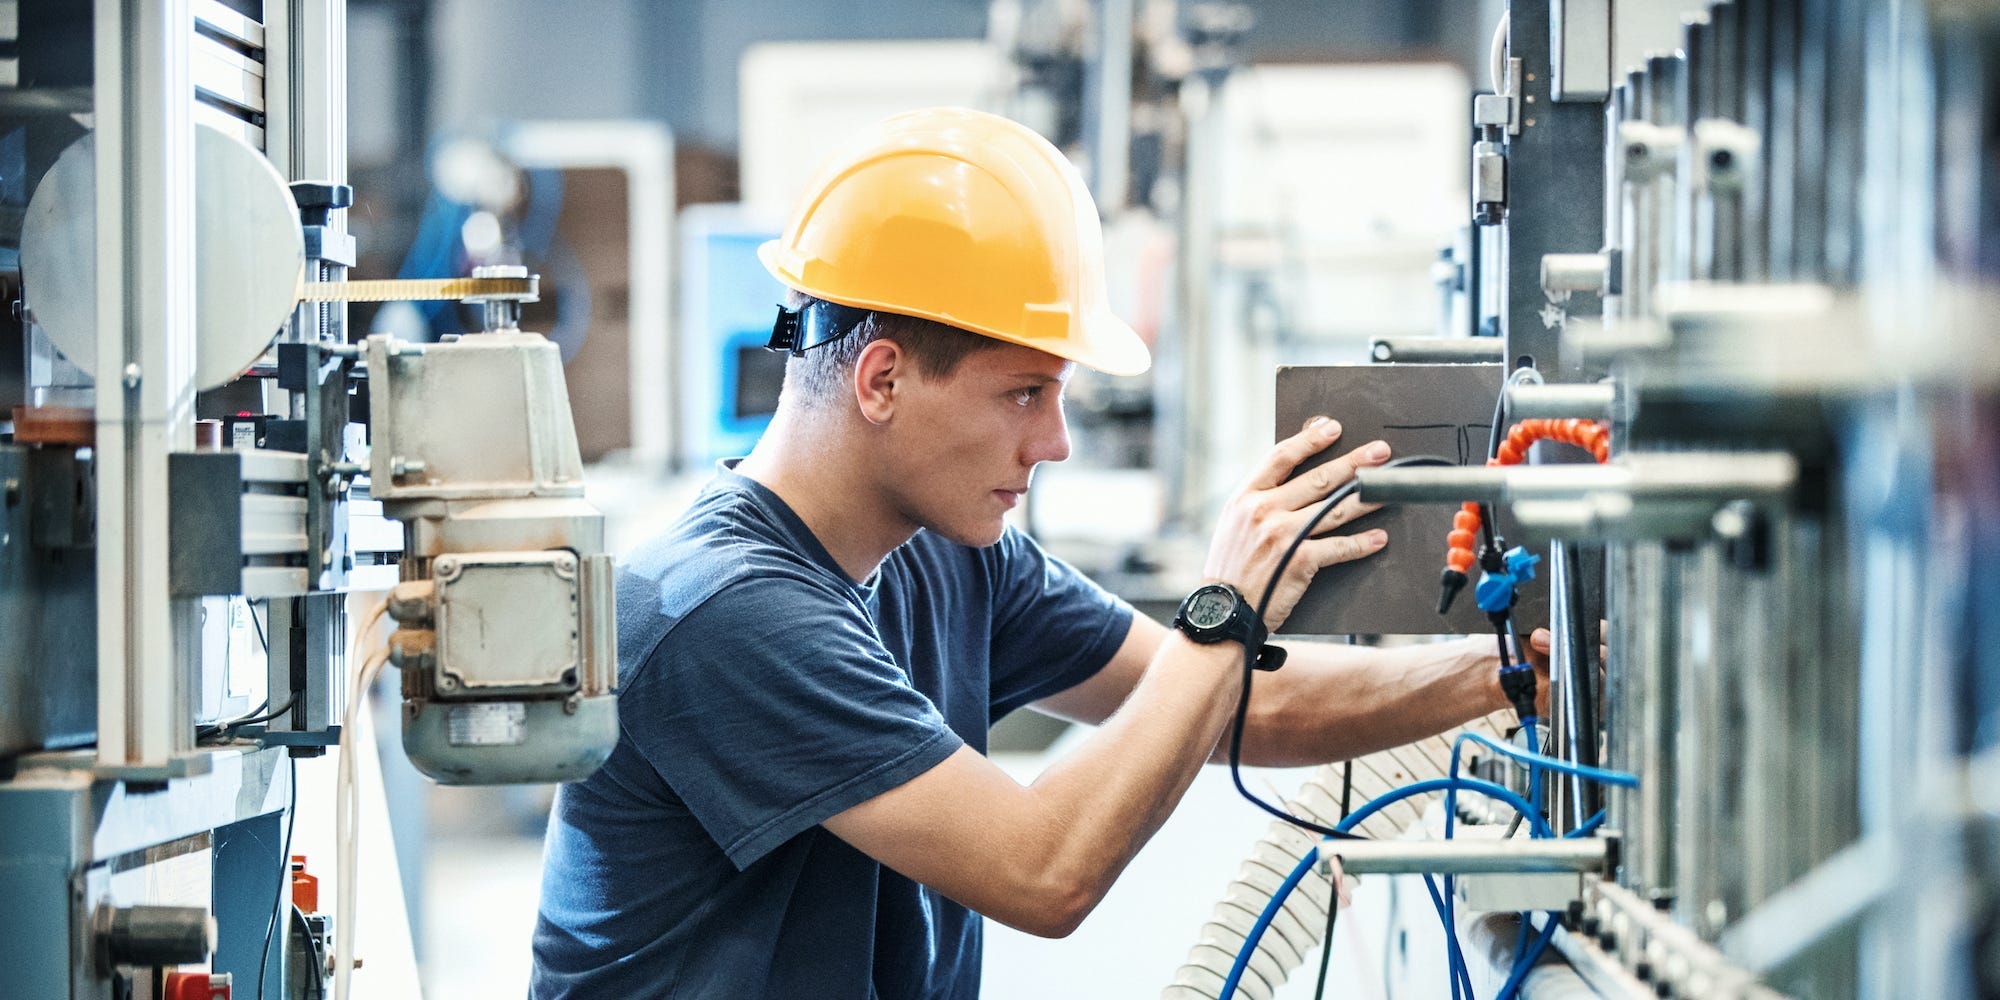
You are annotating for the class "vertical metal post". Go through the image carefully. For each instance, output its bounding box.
[263,0,346,186]
[262,0,353,744]
[94,0,198,773]
[625,136,675,472]
[1500,0,1606,376]
[1085,0,1134,213]
[1163,71,1222,531]
[1547,539,1598,832]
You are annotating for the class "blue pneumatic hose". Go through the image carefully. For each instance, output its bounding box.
[1218,777,1552,998]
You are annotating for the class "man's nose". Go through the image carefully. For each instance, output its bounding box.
[1026,404,1072,466]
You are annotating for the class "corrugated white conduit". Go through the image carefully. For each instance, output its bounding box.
[1163,714,1513,999]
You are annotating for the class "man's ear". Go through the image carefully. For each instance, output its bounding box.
[852,338,903,425]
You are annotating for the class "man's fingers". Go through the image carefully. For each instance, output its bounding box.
[1300,528,1389,570]
[1268,439,1393,512]
[1299,497,1383,538]
[1247,417,1345,491]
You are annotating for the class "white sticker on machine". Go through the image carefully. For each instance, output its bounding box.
[447,702,528,746]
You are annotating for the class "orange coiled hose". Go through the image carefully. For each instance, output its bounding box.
[1441,419,1611,612]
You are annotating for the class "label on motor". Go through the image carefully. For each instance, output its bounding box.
[447,702,528,747]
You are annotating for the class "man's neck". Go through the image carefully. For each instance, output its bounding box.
[734,409,916,583]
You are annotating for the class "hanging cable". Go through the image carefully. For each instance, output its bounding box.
[1230,455,1458,839]
[255,757,298,1000]
[332,598,391,1000]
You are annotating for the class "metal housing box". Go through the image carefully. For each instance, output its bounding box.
[433,551,582,695]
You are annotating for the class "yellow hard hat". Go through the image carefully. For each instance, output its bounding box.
[758,107,1151,376]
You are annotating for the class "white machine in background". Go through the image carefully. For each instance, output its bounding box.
[1172,61,1473,532]
[737,39,1010,222]
[0,4,620,998]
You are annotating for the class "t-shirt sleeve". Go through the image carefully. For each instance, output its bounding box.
[985,526,1136,717]
[619,573,964,870]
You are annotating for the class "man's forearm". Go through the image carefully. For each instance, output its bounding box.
[1013,633,1246,931]
[1222,637,1506,767]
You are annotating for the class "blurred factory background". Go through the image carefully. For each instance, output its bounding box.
[4,0,1997,998]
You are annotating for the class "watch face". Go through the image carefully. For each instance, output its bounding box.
[1186,587,1236,630]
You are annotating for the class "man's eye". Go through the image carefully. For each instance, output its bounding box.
[1011,387,1041,406]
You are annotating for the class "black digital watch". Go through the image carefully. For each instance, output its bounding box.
[1172,582,1287,671]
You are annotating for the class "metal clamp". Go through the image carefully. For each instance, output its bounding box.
[1619,121,1682,184]
[1689,119,1760,197]
[1505,381,1616,421]
[1319,837,1607,876]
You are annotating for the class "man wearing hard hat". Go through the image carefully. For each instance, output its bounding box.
[530,108,1520,998]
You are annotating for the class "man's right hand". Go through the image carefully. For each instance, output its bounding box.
[1202,416,1394,632]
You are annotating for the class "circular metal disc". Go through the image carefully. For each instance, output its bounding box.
[193,123,306,388]
[20,132,98,375]
[20,123,307,390]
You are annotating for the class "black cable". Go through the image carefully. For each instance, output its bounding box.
[1340,760,1353,821]
[1478,368,1514,552]
[197,692,302,742]
[250,600,269,652]
[1315,661,1360,1000]
[1486,370,1509,463]
[258,756,299,1000]
[1227,455,1458,840]
[1312,895,1340,1000]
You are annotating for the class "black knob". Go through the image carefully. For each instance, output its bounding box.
[94,904,215,971]
[290,182,355,226]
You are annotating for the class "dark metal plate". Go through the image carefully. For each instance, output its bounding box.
[1274,363,1551,636]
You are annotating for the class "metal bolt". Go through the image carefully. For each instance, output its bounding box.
[391,456,426,479]
[438,674,457,691]
[563,693,582,715]
[1711,503,1749,539]
[122,364,141,388]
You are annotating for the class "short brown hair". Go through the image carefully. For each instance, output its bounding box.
[782,292,1002,409]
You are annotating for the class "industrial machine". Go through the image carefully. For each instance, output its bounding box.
[1163,1,2000,997]
[0,3,617,997]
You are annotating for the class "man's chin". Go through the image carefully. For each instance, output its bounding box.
[927,518,1008,549]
